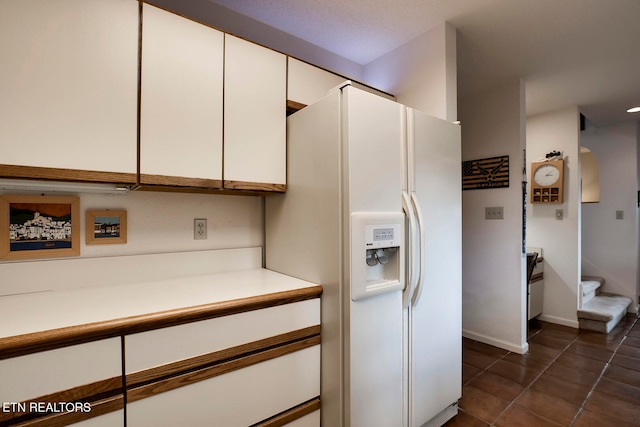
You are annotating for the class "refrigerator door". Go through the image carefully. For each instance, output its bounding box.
[407,109,462,427]
[343,86,404,427]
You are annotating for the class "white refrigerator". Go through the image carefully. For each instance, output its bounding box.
[265,83,461,427]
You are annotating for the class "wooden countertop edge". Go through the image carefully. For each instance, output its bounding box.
[0,285,323,360]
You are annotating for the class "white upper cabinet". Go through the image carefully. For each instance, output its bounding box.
[0,0,138,177]
[287,58,346,107]
[224,35,286,191]
[139,4,224,188]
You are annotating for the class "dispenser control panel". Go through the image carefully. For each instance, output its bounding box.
[366,224,401,249]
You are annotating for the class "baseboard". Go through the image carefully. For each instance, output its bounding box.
[462,329,529,354]
[535,314,580,329]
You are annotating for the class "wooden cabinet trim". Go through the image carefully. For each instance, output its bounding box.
[223,180,286,193]
[252,397,321,427]
[286,100,307,115]
[139,173,223,189]
[0,287,322,360]
[0,390,123,427]
[0,165,137,185]
[126,325,320,388]
[127,335,320,403]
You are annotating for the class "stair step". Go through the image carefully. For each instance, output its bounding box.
[581,276,605,305]
[581,281,601,303]
[578,293,632,333]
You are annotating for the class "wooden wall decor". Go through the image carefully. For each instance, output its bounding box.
[462,155,510,190]
[0,195,80,259]
[86,209,127,245]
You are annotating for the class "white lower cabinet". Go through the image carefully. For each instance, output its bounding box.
[285,411,321,427]
[71,410,124,427]
[0,338,123,426]
[125,299,321,426]
[0,338,121,404]
[127,345,320,426]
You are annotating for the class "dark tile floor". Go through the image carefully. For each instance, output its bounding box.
[445,313,640,426]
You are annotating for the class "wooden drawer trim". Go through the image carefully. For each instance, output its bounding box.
[0,287,322,360]
[223,180,286,193]
[139,173,223,189]
[252,397,320,427]
[127,334,321,403]
[126,325,320,387]
[0,380,123,426]
[0,164,137,185]
[530,272,544,283]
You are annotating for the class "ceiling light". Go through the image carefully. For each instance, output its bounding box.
[627,106,640,113]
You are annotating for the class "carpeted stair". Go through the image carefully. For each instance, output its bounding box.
[578,276,632,333]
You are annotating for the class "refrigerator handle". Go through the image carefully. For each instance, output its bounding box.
[402,191,419,309]
[410,192,426,307]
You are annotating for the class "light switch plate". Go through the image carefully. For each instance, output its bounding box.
[485,206,504,220]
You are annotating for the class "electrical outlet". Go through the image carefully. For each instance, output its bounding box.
[194,218,207,240]
[485,206,504,220]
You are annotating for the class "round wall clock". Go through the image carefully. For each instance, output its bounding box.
[530,159,564,203]
[533,163,560,186]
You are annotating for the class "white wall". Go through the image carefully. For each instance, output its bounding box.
[459,79,528,353]
[0,190,263,259]
[581,121,639,311]
[526,107,581,328]
[364,23,457,121]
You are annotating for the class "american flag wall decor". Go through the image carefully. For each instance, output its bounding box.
[462,155,509,190]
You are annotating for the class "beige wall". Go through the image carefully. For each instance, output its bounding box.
[459,78,528,353]
[526,107,581,328]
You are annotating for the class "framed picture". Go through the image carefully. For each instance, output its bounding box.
[86,209,127,245]
[1,195,80,260]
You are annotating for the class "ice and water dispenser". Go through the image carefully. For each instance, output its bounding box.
[351,213,404,301]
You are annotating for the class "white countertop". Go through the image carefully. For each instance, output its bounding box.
[0,268,319,340]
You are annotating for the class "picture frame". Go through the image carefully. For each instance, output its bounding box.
[1,195,80,260]
[86,209,127,245]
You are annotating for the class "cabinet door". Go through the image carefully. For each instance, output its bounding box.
[139,4,224,189]
[224,35,286,192]
[287,58,346,107]
[0,0,138,182]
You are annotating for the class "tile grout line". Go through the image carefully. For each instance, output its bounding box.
[569,314,640,426]
[490,328,584,427]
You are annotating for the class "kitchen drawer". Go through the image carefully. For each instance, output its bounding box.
[0,338,123,426]
[68,410,124,427]
[127,344,320,426]
[125,299,319,374]
[0,338,121,404]
[284,410,320,427]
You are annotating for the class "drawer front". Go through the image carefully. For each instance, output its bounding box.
[125,299,319,374]
[70,410,124,427]
[127,344,320,427]
[285,410,320,427]
[0,338,121,403]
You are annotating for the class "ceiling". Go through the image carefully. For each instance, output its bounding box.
[207,0,640,126]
